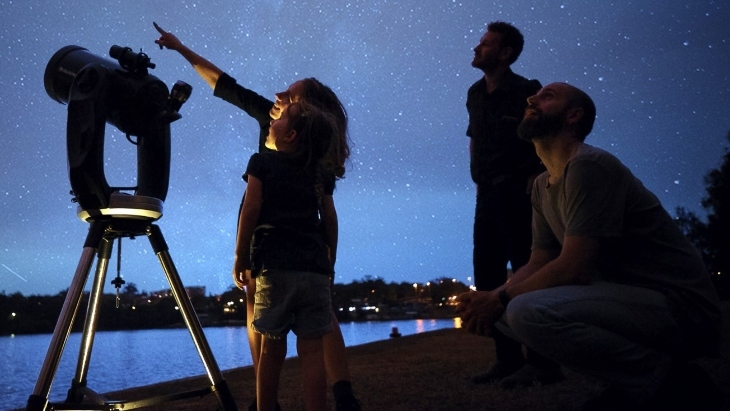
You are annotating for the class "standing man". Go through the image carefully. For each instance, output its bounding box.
[457,82,722,410]
[466,21,561,387]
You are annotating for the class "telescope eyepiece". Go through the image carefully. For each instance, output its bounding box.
[109,45,155,74]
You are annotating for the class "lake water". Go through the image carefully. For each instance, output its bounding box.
[1,318,459,410]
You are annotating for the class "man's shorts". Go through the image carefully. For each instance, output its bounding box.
[252,269,333,339]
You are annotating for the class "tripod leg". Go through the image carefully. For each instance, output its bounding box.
[26,221,107,411]
[146,224,239,411]
[66,235,114,403]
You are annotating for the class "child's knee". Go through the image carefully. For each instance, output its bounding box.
[297,336,324,356]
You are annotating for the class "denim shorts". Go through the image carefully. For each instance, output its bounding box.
[252,269,332,339]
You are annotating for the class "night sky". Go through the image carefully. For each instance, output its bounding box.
[1,1,728,297]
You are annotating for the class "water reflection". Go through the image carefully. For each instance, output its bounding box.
[2,319,458,409]
[414,318,459,333]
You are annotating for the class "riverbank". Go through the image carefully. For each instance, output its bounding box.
[26,302,730,411]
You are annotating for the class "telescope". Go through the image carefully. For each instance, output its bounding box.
[44,45,192,213]
[28,46,238,410]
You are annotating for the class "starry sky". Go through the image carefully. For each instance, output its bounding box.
[1,0,728,297]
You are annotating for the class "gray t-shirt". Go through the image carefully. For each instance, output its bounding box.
[532,144,720,347]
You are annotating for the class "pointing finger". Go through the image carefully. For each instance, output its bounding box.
[153,21,165,34]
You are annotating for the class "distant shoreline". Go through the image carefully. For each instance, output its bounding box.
[1,314,459,339]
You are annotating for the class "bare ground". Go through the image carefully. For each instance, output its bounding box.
[31,301,730,411]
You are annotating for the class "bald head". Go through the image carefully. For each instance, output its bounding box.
[518,82,597,143]
[551,82,596,141]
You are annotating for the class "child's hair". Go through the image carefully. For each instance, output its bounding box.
[299,78,351,179]
[284,101,336,175]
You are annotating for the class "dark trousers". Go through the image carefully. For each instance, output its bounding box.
[473,180,553,366]
[473,180,532,292]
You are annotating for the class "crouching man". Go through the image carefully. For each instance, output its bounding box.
[456,82,722,411]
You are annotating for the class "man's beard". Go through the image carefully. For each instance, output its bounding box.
[518,111,564,142]
[471,51,499,71]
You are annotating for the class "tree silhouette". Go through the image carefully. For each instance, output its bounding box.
[123,282,139,297]
[675,131,730,298]
[702,132,730,277]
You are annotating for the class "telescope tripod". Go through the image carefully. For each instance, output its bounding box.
[26,210,238,411]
